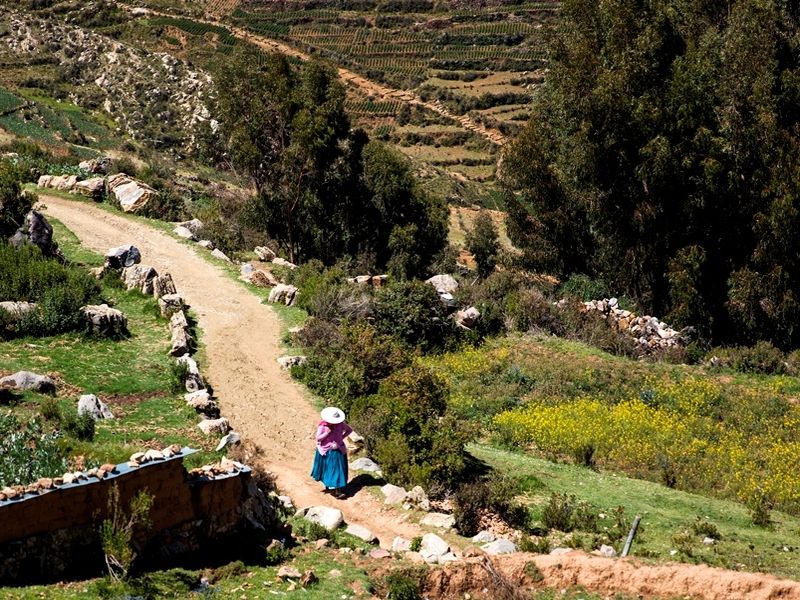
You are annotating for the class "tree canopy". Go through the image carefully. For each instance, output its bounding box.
[215,49,446,275]
[502,0,800,347]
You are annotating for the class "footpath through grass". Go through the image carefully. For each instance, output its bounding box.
[472,444,800,581]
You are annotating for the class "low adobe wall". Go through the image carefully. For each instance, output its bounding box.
[0,449,277,585]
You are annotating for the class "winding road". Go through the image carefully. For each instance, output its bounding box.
[41,194,420,547]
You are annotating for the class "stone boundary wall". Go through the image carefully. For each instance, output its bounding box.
[0,450,272,585]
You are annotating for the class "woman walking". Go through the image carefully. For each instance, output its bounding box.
[310,406,352,499]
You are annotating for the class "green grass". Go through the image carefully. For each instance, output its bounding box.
[472,444,800,581]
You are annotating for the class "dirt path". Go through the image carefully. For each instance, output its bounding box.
[40,195,419,548]
[130,6,506,146]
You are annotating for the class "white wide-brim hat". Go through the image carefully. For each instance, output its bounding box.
[321,406,345,424]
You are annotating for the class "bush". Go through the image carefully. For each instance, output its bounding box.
[100,485,153,580]
[710,341,787,375]
[0,413,67,487]
[386,572,421,600]
[289,261,372,322]
[0,244,100,338]
[62,407,96,441]
[293,319,409,409]
[465,211,499,278]
[39,397,61,421]
[169,360,190,393]
[374,280,451,352]
[351,366,471,490]
[453,474,529,537]
[0,161,34,239]
[539,492,598,533]
[691,517,721,540]
[559,273,610,302]
[139,189,188,222]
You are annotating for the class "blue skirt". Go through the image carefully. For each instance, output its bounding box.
[310,448,348,490]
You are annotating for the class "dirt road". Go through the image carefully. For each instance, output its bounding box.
[41,195,419,547]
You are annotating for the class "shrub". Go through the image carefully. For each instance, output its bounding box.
[100,485,154,580]
[710,341,787,375]
[465,211,499,278]
[351,366,471,490]
[373,280,451,352]
[0,161,34,239]
[169,360,190,393]
[559,273,609,302]
[453,474,529,537]
[539,492,598,533]
[691,517,721,540]
[289,261,373,322]
[39,397,61,422]
[62,407,96,441]
[385,572,421,600]
[0,413,67,487]
[139,189,187,222]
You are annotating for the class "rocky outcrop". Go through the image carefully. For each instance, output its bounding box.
[107,173,156,213]
[105,245,141,269]
[246,269,279,288]
[81,304,128,337]
[0,371,55,395]
[152,273,177,299]
[582,298,687,354]
[78,157,112,174]
[74,177,105,200]
[121,265,157,294]
[426,274,458,294]
[158,293,183,318]
[254,246,276,261]
[77,394,114,420]
[0,301,37,322]
[9,210,61,259]
[168,309,193,357]
[268,284,298,306]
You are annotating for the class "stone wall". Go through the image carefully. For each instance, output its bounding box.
[0,450,277,585]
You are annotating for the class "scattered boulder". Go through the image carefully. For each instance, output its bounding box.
[277,566,302,580]
[254,246,276,261]
[107,173,156,213]
[391,537,412,552]
[471,531,496,544]
[369,548,391,559]
[197,240,215,250]
[277,355,306,369]
[272,257,297,270]
[0,301,37,322]
[37,174,78,192]
[81,304,128,336]
[74,177,105,200]
[152,273,177,299]
[345,430,364,452]
[481,538,516,555]
[105,245,141,269]
[197,417,230,436]
[381,483,407,505]
[421,512,455,529]
[426,274,458,294]
[268,284,298,306]
[371,275,388,288]
[77,394,114,420]
[169,323,193,357]
[350,457,380,473]
[176,355,204,393]
[438,552,459,564]
[175,218,204,236]
[549,547,575,556]
[185,389,217,413]
[344,524,378,544]
[215,431,241,451]
[298,506,344,531]
[158,294,183,318]
[598,544,618,557]
[79,157,112,174]
[300,570,318,587]
[0,371,55,394]
[420,533,450,564]
[455,306,481,329]
[174,225,196,241]
[10,210,60,258]
[121,264,158,294]
[405,486,430,511]
[247,269,279,288]
[211,248,231,262]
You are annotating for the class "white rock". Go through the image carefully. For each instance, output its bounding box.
[702,537,716,546]
[215,431,241,451]
[174,225,196,241]
[175,218,204,235]
[598,544,617,557]
[77,394,114,420]
[426,274,458,294]
[197,418,230,435]
[299,506,344,531]
[438,552,459,564]
[254,246,276,261]
[481,538,517,555]
[198,240,215,250]
[268,284,298,306]
[277,355,307,369]
[421,512,455,529]
[350,457,381,473]
[420,533,449,564]
[272,257,297,270]
[0,371,55,394]
[471,531,496,544]
[405,486,430,511]
[344,524,378,544]
[211,248,231,262]
[391,537,412,552]
[455,306,481,329]
[381,483,407,505]
[549,547,574,556]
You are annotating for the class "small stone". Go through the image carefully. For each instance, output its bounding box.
[130,452,146,464]
[276,566,301,579]
[471,531,496,544]
[198,418,231,436]
[144,449,164,461]
[77,394,114,420]
[62,473,76,485]
[381,483,407,505]
[369,548,391,559]
[277,355,307,369]
[300,570,317,587]
[198,240,215,250]
[315,539,329,549]
[211,248,231,262]
[481,538,517,555]
[703,537,716,546]
[174,225,196,240]
[438,552,459,564]
[391,537,411,552]
[301,506,344,531]
[420,533,449,564]
[100,463,116,473]
[350,457,380,473]
[598,544,617,557]
[345,524,378,544]
[215,431,241,451]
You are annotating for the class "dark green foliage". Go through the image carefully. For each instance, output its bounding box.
[559,274,610,304]
[139,189,187,222]
[215,49,445,272]
[0,244,100,338]
[293,318,409,409]
[351,366,471,490]
[539,492,598,533]
[0,413,67,487]
[169,360,190,394]
[62,407,96,441]
[0,161,34,239]
[691,518,721,540]
[710,341,788,375]
[465,211,499,278]
[502,0,800,348]
[385,572,422,600]
[373,280,450,352]
[39,396,61,422]
[453,475,530,537]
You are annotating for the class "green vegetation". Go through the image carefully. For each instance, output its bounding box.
[503,0,800,349]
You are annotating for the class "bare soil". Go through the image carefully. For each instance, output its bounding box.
[41,196,800,598]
